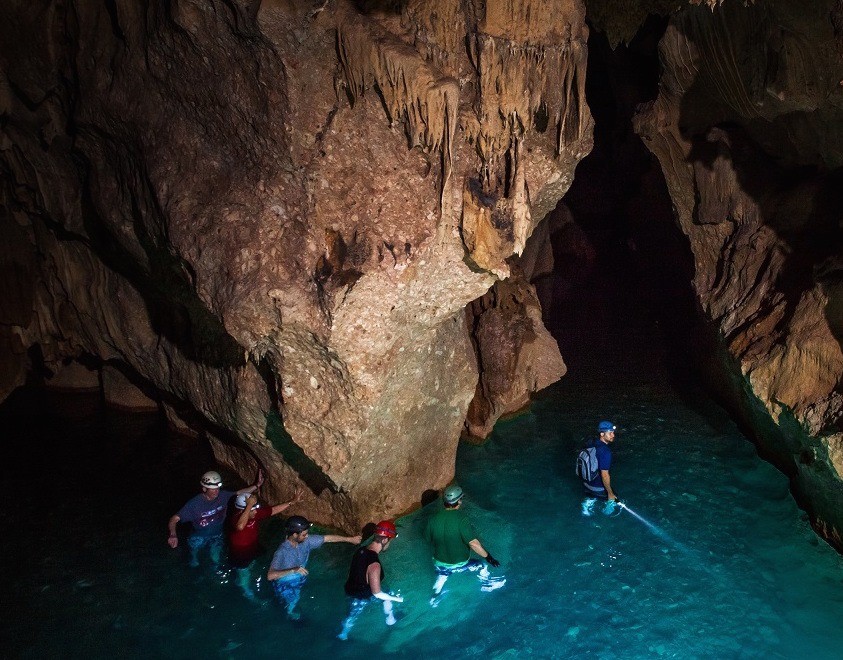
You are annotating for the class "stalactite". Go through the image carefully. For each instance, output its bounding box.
[336,13,458,192]
[400,0,466,78]
[509,136,531,256]
[474,33,588,163]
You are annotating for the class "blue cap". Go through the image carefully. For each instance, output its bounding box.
[598,421,616,432]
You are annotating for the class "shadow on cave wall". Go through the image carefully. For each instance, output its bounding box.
[73,146,247,370]
[19,345,276,517]
[264,410,339,495]
[24,141,246,372]
[671,1,843,435]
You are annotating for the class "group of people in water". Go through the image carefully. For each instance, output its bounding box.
[166,419,619,640]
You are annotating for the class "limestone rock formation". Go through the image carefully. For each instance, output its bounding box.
[584,0,751,48]
[44,360,100,393]
[632,0,843,548]
[464,219,567,441]
[0,0,591,529]
[102,365,158,412]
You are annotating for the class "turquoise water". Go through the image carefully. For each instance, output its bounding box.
[3,327,843,659]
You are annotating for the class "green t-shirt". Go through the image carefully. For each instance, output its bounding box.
[424,508,477,565]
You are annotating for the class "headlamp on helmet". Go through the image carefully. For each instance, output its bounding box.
[200,471,223,489]
[234,493,259,510]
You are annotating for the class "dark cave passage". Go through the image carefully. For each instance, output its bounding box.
[533,11,843,558]
[539,17,700,389]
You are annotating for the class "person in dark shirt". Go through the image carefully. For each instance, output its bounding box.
[582,420,620,516]
[337,520,403,641]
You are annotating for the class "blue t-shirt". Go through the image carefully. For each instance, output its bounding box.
[269,535,326,572]
[586,439,612,491]
[177,491,234,537]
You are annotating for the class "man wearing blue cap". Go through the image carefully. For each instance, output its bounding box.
[581,420,619,516]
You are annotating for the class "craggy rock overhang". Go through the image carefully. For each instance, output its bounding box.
[0,0,590,529]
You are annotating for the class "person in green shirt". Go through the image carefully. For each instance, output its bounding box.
[423,484,505,605]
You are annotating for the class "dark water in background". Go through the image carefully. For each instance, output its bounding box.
[3,299,843,659]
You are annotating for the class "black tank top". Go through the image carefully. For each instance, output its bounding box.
[344,547,383,598]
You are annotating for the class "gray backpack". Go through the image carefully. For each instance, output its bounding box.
[576,445,598,482]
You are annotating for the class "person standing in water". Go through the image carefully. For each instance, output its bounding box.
[227,488,304,599]
[267,515,361,620]
[167,469,263,568]
[581,420,619,516]
[338,520,403,641]
[424,484,505,606]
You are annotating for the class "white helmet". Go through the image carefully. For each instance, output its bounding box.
[200,471,223,489]
[235,493,259,510]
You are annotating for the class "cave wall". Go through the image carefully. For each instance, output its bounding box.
[0,0,591,529]
[630,0,843,548]
[464,218,566,441]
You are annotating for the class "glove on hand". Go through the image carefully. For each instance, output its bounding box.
[485,554,500,568]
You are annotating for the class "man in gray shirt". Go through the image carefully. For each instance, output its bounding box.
[268,515,361,620]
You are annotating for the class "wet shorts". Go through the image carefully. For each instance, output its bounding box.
[273,573,307,605]
[433,558,484,576]
[582,486,608,500]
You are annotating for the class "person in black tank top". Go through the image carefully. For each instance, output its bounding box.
[345,547,383,598]
[338,520,403,641]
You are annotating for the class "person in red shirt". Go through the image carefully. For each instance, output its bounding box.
[228,488,303,599]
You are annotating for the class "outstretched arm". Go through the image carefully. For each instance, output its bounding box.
[369,563,403,602]
[468,539,500,567]
[235,468,265,496]
[468,538,490,558]
[324,534,362,544]
[269,488,304,517]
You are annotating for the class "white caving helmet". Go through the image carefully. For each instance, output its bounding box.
[200,471,223,489]
[235,493,259,510]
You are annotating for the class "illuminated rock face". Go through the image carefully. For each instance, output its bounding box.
[0,0,589,528]
[632,0,843,549]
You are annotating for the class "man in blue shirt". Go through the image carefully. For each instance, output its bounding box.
[167,469,262,567]
[267,515,361,620]
[582,420,619,516]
